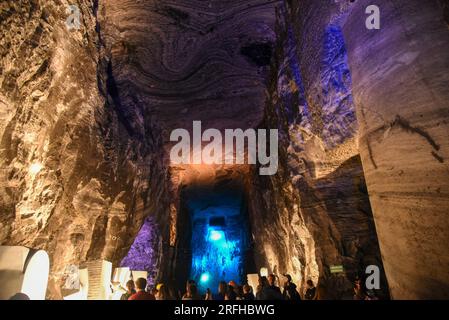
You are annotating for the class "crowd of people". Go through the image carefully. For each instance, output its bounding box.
[6,274,377,300]
[121,274,320,301]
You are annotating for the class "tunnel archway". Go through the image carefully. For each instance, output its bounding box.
[174,179,255,294]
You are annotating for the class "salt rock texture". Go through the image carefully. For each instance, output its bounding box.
[120,216,161,286]
[0,0,171,299]
[246,3,388,299]
[0,0,448,300]
[341,0,449,299]
[251,0,449,300]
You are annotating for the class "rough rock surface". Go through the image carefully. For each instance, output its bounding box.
[246,2,388,299]
[248,0,449,300]
[0,0,171,299]
[98,0,281,288]
[99,0,280,135]
[1,0,448,300]
[341,0,449,299]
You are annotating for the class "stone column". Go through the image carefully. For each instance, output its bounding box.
[342,0,449,299]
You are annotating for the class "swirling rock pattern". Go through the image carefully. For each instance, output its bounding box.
[247,3,388,299]
[98,0,282,287]
[100,0,281,134]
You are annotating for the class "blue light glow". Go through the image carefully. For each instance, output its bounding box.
[200,273,210,283]
[209,230,224,241]
[187,186,249,294]
[287,26,309,119]
[191,223,246,293]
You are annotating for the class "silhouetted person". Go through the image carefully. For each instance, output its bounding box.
[259,274,283,300]
[236,285,244,300]
[213,281,227,300]
[182,283,201,300]
[305,280,317,300]
[128,278,155,300]
[282,274,301,300]
[225,289,237,300]
[225,281,237,300]
[353,279,366,300]
[121,280,136,300]
[9,293,30,300]
[205,288,213,300]
[242,284,255,300]
[156,284,175,300]
[256,276,269,300]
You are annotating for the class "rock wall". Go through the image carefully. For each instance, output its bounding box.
[0,0,171,299]
[98,0,280,136]
[340,0,449,299]
[1,0,448,300]
[247,2,389,299]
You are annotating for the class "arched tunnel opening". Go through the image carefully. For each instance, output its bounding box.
[173,179,256,294]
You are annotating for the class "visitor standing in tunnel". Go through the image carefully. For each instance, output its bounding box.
[120,280,136,300]
[182,283,201,300]
[128,278,155,300]
[226,281,238,300]
[305,280,318,300]
[213,281,227,300]
[257,274,284,300]
[282,275,302,300]
[204,288,213,300]
[242,284,255,300]
[155,284,176,300]
[256,276,268,300]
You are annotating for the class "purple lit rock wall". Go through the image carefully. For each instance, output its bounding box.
[320,25,357,148]
[341,0,449,299]
[120,217,161,286]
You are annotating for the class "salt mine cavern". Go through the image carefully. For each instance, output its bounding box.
[0,0,449,302]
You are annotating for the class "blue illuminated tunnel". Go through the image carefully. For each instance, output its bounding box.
[185,184,250,294]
